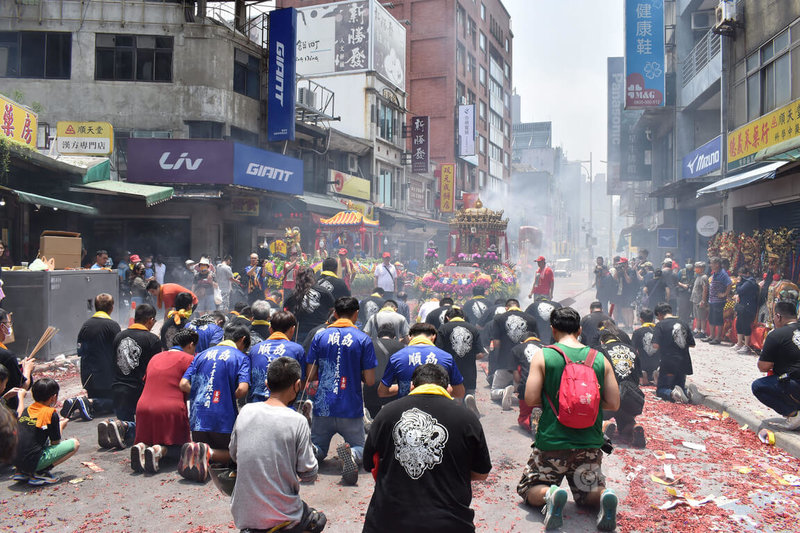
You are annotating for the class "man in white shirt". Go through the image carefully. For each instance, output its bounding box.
[374,252,397,299]
[216,255,235,311]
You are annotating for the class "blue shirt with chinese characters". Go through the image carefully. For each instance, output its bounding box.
[247,335,306,403]
[381,342,464,398]
[308,324,377,419]
[185,322,224,353]
[182,340,251,433]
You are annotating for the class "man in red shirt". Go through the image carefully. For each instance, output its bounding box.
[147,281,198,311]
[528,256,554,300]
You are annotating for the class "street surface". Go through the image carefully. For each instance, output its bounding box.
[2,272,800,532]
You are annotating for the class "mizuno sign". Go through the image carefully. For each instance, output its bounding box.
[682,136,722,179]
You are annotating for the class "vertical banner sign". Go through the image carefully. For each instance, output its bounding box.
[0,93,37,147]
[268,8,297,142]
[458,104,476,156]
[625,0,665,108]
[440,164,455,212]
[411,116,429,173]
[607,57,624,195]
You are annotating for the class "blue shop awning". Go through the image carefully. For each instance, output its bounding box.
[696,162,788,197]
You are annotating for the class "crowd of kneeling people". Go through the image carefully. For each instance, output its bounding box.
[0,264,718,531]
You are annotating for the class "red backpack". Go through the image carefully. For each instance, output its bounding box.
[544,345,601,429]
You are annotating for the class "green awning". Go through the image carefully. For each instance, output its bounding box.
[76,180,173,206]
[13,189,99,215]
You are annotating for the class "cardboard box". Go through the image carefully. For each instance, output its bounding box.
[39,231,82,269]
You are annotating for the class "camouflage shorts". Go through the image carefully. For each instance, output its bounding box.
[516,447,606,506]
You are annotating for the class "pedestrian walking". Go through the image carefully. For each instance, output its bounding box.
[374,252,398,300]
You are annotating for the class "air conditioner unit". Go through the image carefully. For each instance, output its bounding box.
[297,87,316,109]
[691,10,714,31]
[347,154,359,173]
[714,0,736,33]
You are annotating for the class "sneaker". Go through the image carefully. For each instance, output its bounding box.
[145,446,162,473]
[11,471,29,482]
[177,442,196,480]
[337,442,359,485]
[784,411,800,431]
[632,424,647,448]
[530,407,542,435]
[708,339,721,345]
[596,488,618,531]
[464,394,480,417]
[501,385,515,411]
[603,420,617,441]
[59,398,75,418]
[737,345,752,354]
[130,443,146,473]
[701,336,713,342]
[686,383,701,405]
[97,420,113,449]
[671,386,689,404]
[542,485,568,530]
[75,397,93,421]
[731,344,743,351]
[195,442,210,482]
[28,472,59,486]
[108,420,127,449]
[301,399,313,428]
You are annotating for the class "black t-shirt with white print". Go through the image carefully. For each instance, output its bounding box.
[316,273,351,302]
[359,295,386,329]
[652,316,695,376]
[425,305,453,331]
[362,393,492,533]
[490,309,538,371]
[759,322,800,377]
[463,297,490,326]
[286,286,335,342]
[511,338,543,399]
[632,325,659,373]
[599,339,641,386]
[112,327,162,391]
[524,298,562,345]
[436,320,484,391]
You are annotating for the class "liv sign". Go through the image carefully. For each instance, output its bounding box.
[682,136,722,179]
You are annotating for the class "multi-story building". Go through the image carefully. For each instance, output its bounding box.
[279,0,514,205]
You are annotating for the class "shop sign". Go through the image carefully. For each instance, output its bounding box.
[458,104,476,157]
[233,143,303,195]
[329,169,371,200]
[728,97,800,170]
[56,121,114,155]
[232,196,260,216]
[0,93,37,147]
[682,136,721,179]
[624,0,665,108]
[440,163,455,213]
[409,178,426,207]
[657,227,678,249]
[607,57,625,195]
[341,199,374,218]
[267,8,297,142]
[127,139,234,184]
[696,215,719,237]
[411,116,429,174]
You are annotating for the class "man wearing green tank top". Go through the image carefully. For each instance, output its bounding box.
[516,307,620,531]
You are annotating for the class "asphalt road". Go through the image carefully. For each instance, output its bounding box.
[2,272,799,532]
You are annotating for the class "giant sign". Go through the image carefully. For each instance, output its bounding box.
[267,8,297,142]
[127,139,234,184]
[682,136,721,179]
[607,57,625,195]
[625,0,665,108]
[233,143,303,195]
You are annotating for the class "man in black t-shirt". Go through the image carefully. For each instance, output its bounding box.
[425,297,454,331]
[359,288,386,330]
[579,301,613,350]
[109,304,162,448]
[364,324,406,419]
[490,299,537,411]
[524,296,562,345]
[284,280,335,344]
[631,308,658,384]
[316,258,351,302]
[599,329,646,448]
[463,287,490,326]
[652,303,695,404]
[62,294,121,420]
[0,307,34,414]
[436,307,486,416]
[752,300,800,430]
[363,364,491,533]
[511,331,542,433]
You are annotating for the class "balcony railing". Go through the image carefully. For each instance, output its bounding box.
[681,28,721,87]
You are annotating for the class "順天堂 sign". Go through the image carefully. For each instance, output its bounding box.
[411,116,429,174]
[624,0,665,108]
[682,136,721,179]
[728,97,800,170]
[0,93,37,147]
[56,121,114,155]
[440,164,455,213]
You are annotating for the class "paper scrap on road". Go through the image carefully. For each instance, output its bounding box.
[682,441,706,451]
[653,451,676,460]
[766,468,800,486]
[731,514,758,527]
[81,461,104,472]
[713,496,738,507]
[651,474,679,486]
[68,478,85,484]
[663,464,675,481]
[657,490,715,510]
[736,466,753,474]
[740,424,749,431]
